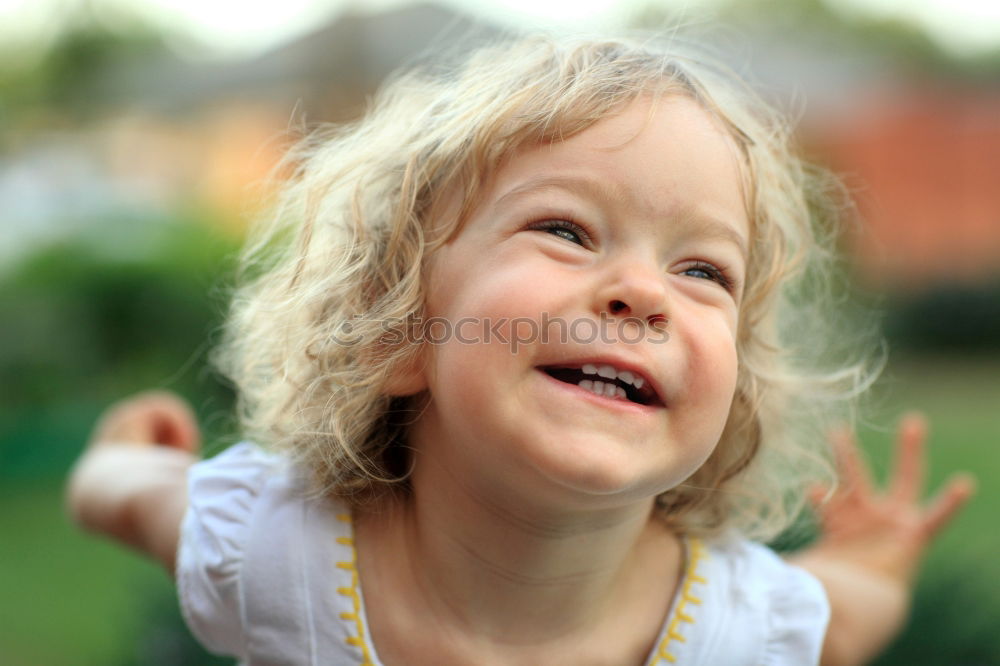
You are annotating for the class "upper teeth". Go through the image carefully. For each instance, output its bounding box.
[581,363,645,389]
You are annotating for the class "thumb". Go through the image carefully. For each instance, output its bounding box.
[922,474,976,540]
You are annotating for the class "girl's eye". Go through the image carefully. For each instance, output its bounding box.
[683,261,735,292]
[529,219,590,247]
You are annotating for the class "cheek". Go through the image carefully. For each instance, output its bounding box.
[421,333,528,448]
[682,327,739,416]
[664,334,738,485]
[429,270,562,329]
[427,235,576,315]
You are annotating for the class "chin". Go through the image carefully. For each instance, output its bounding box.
[527,438,680,504]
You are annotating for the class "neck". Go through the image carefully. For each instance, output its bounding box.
[356,452,683,660]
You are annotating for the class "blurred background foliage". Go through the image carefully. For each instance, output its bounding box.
[1,215,239,480]
[0,216,239,664]
[1,0,998,663]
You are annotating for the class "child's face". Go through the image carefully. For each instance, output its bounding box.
[410,96,750,509]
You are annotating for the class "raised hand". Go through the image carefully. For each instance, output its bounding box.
[794,413,975,666]
[67,391,201,571]
[809,412,975,582]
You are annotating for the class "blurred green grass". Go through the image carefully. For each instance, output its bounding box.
[0,478,173,665]
[1,356,997,664]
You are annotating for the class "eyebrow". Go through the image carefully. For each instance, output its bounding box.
[494,175,749,260]
[677,211,749,261]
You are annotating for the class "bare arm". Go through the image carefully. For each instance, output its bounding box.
[66,391,201,574]
[789,414,975,666]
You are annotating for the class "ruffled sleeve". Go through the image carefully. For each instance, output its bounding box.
[176,442,281,658]
[761,553,831,665]
[669,537,830,666]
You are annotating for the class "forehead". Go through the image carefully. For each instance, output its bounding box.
[501,94,743,179]
[482,95,750,243]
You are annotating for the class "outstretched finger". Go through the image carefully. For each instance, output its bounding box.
[889,412,927,503]
[922,474,976,540]
[829,426,874,495]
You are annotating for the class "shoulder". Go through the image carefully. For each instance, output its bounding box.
[182,442,334,578]
[177,443,356,660]
[653,535,829,666]
[709,537,828,602]
[184,441,327,532]
[709,537,830,665]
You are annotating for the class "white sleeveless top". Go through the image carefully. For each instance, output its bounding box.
[177,443,830,665]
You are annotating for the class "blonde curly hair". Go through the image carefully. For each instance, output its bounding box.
[215,33,879,542]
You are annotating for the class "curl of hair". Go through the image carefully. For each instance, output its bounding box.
[214,32,881,541]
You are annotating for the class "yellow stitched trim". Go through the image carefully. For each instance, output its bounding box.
[648,537,708,665]
[335,513,377,666]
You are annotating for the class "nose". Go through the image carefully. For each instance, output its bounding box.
[593,257,669,326]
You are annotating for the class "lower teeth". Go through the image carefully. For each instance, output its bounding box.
[578,379,626,400]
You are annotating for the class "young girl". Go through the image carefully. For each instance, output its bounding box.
[68,34,974,665]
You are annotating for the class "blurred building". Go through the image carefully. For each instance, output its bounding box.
[817,87,1000,289]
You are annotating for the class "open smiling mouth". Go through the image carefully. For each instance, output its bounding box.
[540,364,663,407]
